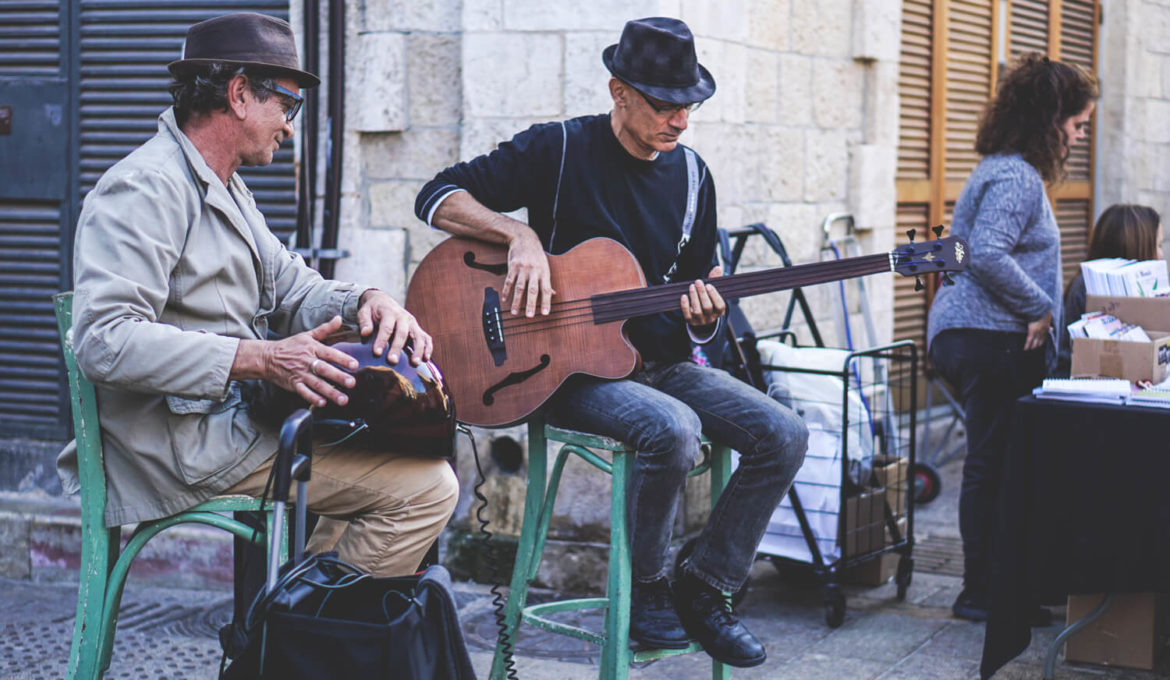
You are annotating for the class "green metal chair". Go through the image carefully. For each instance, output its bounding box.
[490,416,733,680]
[53,292,288,680]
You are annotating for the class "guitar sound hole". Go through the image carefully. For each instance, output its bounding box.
[483,355,551,405]
[464,251,508,276]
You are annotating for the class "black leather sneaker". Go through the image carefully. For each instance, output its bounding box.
[629,578,690,649]
[674,573,766,667]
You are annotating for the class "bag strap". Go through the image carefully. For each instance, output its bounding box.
[548,120,568,252]
[663,147,700,283]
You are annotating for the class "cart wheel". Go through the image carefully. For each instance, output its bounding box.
[676,538,748,606]
[912,463,942,504]
[895,556,914,601]
[824,584,846,628]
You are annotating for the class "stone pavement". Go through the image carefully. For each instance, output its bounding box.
[2,457,1166,679]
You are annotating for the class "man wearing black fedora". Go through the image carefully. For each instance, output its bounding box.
[416,17,808,667]
[63,12,457,579]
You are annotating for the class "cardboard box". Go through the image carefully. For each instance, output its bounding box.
[872,455,910,518]
[1065,593,1166,671]
[842,488,886,558]
[843,551,897,586]
[1072,296,1170,383]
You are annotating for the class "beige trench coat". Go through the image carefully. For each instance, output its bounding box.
[60,108,368,526]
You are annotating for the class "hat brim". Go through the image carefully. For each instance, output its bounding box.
[602,44,716,105]
[168,58,320,89]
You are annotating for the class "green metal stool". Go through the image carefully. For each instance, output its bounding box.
[54,293,288,679]
[489,415,732,680]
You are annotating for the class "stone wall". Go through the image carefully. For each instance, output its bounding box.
[320,0,904,590]
[1097,0,1170,258]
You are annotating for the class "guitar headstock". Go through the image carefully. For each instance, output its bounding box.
[890,227,968,289]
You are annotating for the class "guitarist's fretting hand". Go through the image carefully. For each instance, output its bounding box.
[503,228,557,317]
[681,266,727,329]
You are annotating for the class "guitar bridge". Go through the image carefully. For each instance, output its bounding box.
[483,287,507,366]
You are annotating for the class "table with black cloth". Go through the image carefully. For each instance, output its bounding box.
[980,396,1170,678]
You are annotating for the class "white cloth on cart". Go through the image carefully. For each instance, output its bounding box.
[748,341,875,564]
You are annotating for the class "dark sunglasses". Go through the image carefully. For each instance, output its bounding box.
[259,81,303,122]
[633,87,702,116]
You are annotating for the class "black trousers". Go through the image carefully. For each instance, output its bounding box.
[929,328,1046,591]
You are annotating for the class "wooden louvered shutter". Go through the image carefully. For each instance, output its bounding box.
[895,0,1100,364]
[78,1,299,241]
[893,0,935,361]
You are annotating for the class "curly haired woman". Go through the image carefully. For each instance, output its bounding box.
[927,53,1098,623]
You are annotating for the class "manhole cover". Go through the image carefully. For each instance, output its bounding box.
[912,535,964,577]
[462,594,600,664]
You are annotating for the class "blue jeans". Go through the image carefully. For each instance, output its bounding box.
[545,360,808,593]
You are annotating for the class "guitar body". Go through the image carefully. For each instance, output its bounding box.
[406,237,646,428]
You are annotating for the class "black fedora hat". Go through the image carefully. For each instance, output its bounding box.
[168,13,319,88]
[602,17,715,105]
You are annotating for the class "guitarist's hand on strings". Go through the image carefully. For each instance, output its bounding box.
[503,229,556,317]
[681,266,726,330]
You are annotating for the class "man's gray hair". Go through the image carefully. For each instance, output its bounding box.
[168,63,276,125]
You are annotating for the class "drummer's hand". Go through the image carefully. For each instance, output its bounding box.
[681,266,726,329]
[502,229,555,317]
[234,316,358,408]
[357,289,433,365]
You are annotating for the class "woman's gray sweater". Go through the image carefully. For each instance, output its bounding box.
[927,153,1063,347]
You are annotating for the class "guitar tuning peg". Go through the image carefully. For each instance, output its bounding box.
[932,225,944,238]
[942,273,955,286]
[914,276,925,292]
[906,229,916,243]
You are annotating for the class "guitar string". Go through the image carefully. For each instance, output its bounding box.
[494,254,898,335]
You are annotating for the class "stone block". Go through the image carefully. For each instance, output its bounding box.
[693,39,746,123]
[564,32,616,118]
[1145,99,1170,143]
[362,128,460,181]
[463,33,563,118]
[813,58,864,129]
[849,143,896,231]
[864,60,901,147]
[747,0,791,51]
[459,117,549,159]
[851,0,902,63]
[0,512,30,578]
[805,129,849,202]
[359,0,460,32]
[333,226,407,298]
[778,54,812,126]
[349,32,408,132]
[760,127,806,201]
[408,34,462,127]
[790,0,851,58]
[462,0,503,31]
[503,0,640,31]
[744,47,780,124]
[368,179,427,229]
[765,202,820,261]
[682,0,750,43]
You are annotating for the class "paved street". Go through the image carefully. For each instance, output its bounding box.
[2,456,1165,679]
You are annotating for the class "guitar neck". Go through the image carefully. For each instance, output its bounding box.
[590,251,892,324]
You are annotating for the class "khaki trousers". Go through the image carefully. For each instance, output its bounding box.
[225,444,458,577]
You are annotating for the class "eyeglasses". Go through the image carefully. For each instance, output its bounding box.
[632,87,702,117]
[259,81,303,122]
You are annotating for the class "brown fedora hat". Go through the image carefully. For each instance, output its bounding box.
[168,12,319,88]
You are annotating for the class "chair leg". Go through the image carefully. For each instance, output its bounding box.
[489,422,551,680]
[602,450,634,680]
[709,446,732,680]
[66,525,117,680]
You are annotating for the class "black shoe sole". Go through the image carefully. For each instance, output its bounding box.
[628,633,691,650]
[702,647,766,668]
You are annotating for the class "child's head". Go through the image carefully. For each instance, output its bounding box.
[1088,204,1164,262]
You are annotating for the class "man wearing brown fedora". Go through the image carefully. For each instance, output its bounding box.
[416,17,808,667]
[62,12,457,578]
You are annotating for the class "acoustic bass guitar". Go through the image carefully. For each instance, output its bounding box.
[405,230,968,427]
